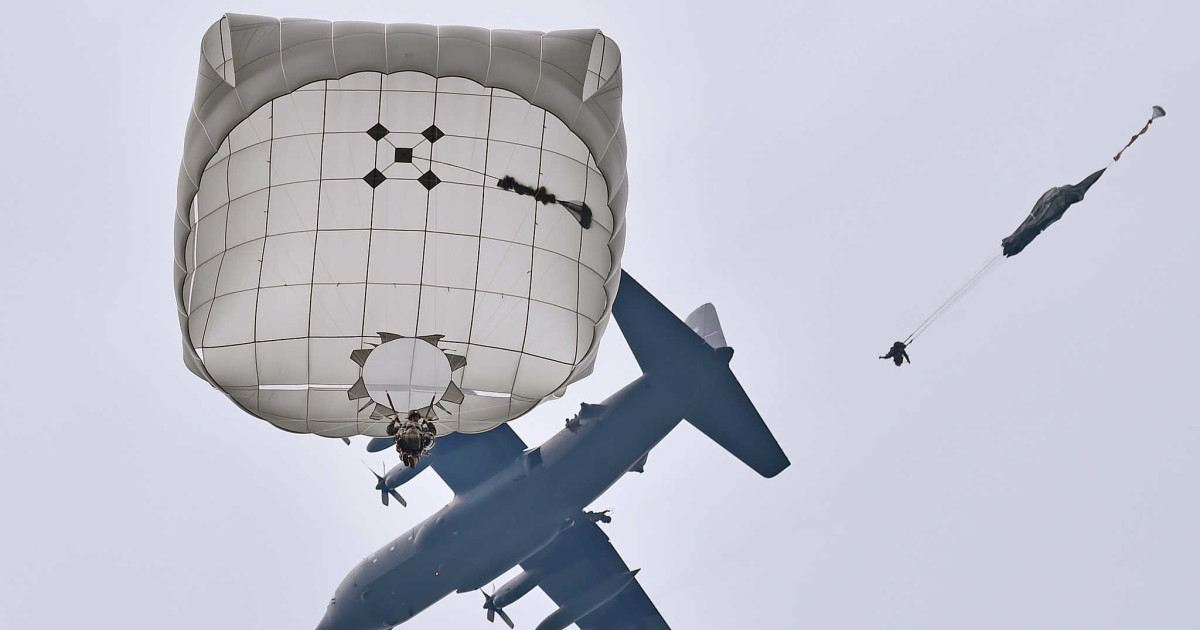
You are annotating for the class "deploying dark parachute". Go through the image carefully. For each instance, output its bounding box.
[885,106,1166,357]
[1000,105,1165,258]
[1001,168,1106,257]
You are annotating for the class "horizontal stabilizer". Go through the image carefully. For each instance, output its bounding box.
[613,272,789,478]
[612,272,716,375]
[684,372,789,478]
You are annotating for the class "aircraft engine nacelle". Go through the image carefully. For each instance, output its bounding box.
[493,570,541,609]
[534,569,639,630]
[384,457,432,490]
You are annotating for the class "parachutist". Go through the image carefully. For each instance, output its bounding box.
[880,341,910,366]
[496,175,593,228]
[565,415,582,432]
[585,510,612,524]
[392,411,438,468]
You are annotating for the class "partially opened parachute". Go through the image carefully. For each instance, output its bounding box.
[174,15,628,438]
[891,106,1166,352]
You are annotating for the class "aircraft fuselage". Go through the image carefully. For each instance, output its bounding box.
[317,376,684,630]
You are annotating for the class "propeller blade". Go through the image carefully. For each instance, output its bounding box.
[480,587,512,627]
[381,490,389,506]
[361,460,384,483]
[388,489,407,507]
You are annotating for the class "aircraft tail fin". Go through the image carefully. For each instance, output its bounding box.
[685,303,728,349]
[612,272,790,478]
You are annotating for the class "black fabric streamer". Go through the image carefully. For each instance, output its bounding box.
[496,176,592,228]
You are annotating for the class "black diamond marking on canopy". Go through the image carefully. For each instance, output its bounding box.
[418,171,441,190]
[421,125,445,144]
[367,123,390,141]
[394,147,413,163]
[363,169,387,189]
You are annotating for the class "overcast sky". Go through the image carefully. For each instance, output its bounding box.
[2,1,1197,628]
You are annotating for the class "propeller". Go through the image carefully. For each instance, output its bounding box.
[363,461,406,507]
[481,587,515,628]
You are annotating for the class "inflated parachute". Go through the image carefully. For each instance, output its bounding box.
[174,15,628,438]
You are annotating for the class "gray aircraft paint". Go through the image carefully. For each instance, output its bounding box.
[3,3,1198,630]
[316,271,787,629]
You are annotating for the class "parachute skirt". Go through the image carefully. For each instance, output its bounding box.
[173,15,629,438]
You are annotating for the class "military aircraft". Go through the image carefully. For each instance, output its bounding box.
[316,271,790,630]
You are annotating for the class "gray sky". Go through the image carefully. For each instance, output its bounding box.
[2,1,1197,628]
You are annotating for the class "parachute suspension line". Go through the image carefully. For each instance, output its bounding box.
[910,253,1003,341]
[903,252,997,344]
[1112,105,1166,163]
[904,251,1005,345]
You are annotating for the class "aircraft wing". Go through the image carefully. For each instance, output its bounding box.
[575,581,670,630]
[522,517,671,630]
[427,423,527,495]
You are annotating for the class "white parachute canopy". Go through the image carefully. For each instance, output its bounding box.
[175,15,628,438]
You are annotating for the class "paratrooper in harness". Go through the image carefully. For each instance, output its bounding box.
[387,410,438,468]
[880,341,910,366]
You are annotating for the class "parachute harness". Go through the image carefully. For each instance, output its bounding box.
[895,106,1165,350]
